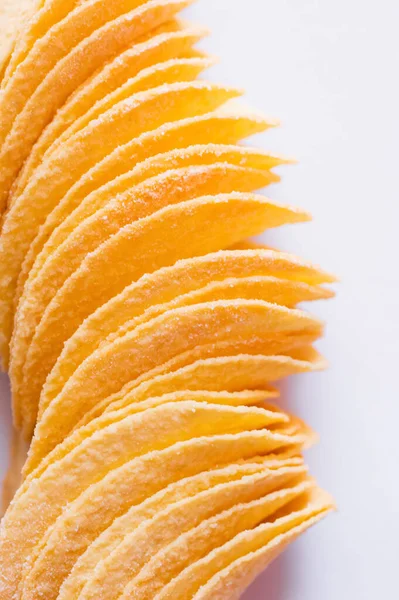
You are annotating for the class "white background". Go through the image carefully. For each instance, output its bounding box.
[1,1,399,598]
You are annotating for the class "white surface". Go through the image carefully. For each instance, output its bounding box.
[1,0,398,598]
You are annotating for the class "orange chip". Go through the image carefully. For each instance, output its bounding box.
[12,20,208,196]
[58,456,302,600]
[116,479,313,600]
[25,300,321,469]
[0,430,307,600]
[0,81,241,366]
[11,156,279,412]
[156,487,334,600]
[14,108,277,310]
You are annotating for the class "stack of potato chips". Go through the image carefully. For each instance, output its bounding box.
[0,1,336,598]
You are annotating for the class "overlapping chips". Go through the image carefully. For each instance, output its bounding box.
[0,1,336,598]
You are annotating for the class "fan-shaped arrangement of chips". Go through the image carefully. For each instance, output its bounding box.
[0,1,336,598]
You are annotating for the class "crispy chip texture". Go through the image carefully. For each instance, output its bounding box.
[0,1,335,598]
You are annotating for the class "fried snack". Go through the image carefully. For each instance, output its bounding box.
[38,247,331,420]
[58,453,303,600]
[15,107,275,310]
[0,81,241,366]
[120,478,313,600]
[0,429,308,599]
[155,488,334,600]
[0,1,335,597]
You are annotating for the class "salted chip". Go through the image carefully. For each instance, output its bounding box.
[11,152,280,409]
[58,454,303,600]
[12,21,208,195]
[17,143,283,308]
[14,108,277,307]
[0,0,195,208]
[155,487,334,600]
[77,347,325,430]
[39,248,332,414]
[0,0,39,77]
[0,430,307,600]
[109,479,313,600]
[191,490,335,600]
[25,299,321,469]
[13,194,309,436]
[17,390,279,492]
[20,463,308,600]
[0,81,241,366]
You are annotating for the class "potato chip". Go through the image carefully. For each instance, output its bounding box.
[0,427,29,517]
[25,299,321,468]
[38,248,332,414]
[155,487,334,600]
[11,157,279,408]
[18,390,279,491]
[13,194,309,435]
[77,346,325,430]
[58,454,302,600]
[12,21,208,195]
[25,467,309,600]
[191,492,335,600]
[111,479,313,600]
[58,455,302,600]
[0,0,194,204]
[14,108,276,307]
[0,0,39,77]
[0,430,306,599]
[18,144,283,301]
[0,81,241,365]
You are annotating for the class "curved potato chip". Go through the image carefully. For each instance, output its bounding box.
[12,159,279,407]
[17,144,283,309]
[26,299,321,467]
[0,430,306,599]
[0,82,241,365]
[58,454,302,600]
[18,390,279,492]
[155,487,334,600]
[15,108,276,306]
[12,21,208,194]
[39,248,332,413]
[73,344,325,432]
[0,0,194,205]
[22,464,307,600]
[14,194,309,435]
[192,491,335,600]
[0,0,39,76]
[2,1,88,84]
[113,479,313,600]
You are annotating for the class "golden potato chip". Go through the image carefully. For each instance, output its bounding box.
[13,194,310,435]
[2,1,87,84]
[191,490,335,600]
[12,21,208,195]
[26,467,309,600]
[18,390,279,491]
[25,299,321,468]
[0,0,39,76]
[11,156,279,407]
[155,487,334,600]
[0,427,29,517]
[111,479,313,600]
[0,430,306,599]
[58,456,302,600]
[78,346,325,430]
[0,0,195,207]
[47,55,216,163]
[0,82,241,366]
[18,144,284,301]
[58,454,303,600]
[39,248,332,414]
[15,108,276,307]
